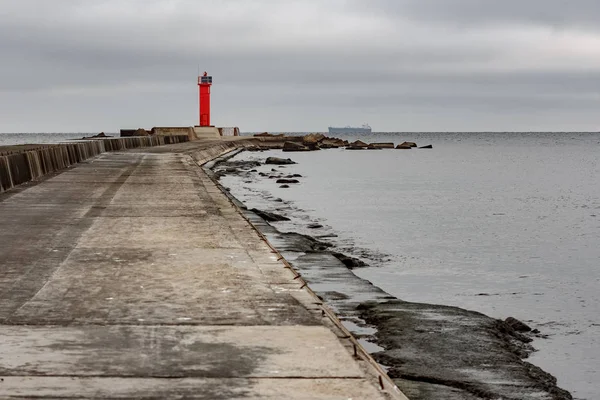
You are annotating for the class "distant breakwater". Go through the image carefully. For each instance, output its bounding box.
[0,135,188,193]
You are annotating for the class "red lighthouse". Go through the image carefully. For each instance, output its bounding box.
[198,72,213,127]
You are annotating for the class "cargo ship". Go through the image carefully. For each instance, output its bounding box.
[328,124,372,135]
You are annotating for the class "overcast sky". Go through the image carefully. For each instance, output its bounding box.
[1,0,600,132]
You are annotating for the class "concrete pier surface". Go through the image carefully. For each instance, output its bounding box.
[0,139,403,399]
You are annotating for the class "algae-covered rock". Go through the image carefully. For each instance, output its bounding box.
[265,157,296,165]
[505,317,532,332]
[276,178,300,184]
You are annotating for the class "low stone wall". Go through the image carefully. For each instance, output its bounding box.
[0,135,189,193]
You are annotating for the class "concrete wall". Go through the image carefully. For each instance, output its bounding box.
[193,126,221,139]
[151,127,196,141]
[0,135,189,194]
[218,127,240,136]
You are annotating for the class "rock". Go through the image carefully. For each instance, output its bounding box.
[292,174,302,178]
[369,142,395,149]
[399,141,417,148]
[419,144,433,149]
[322,138,346,148]
[348,140,369,148]
[250,169,257,172]
[134,128,149,136]
[259,172,268,177]
[308,223,323,229]
[276,179,299,184]
[319,137,345,149]
[330,252,368,269]
[250,208,290,222]
[271,169,277,172]
[278,232,333,252]
[283,142,311,152]
[274,198,283,202]
[303,133,326,145]
[505,317,532,332]
[346,140,369,150]
[396,144,412,149]
[92,132,112,138]
[280,185,290,188]
[265,157,296,165]
[254,132,285,138]
[366,146,383,150]
[219,161,261,173]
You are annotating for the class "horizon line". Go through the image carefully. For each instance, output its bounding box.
[1,130,599,135]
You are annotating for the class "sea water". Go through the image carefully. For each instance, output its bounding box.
[226,132,600,400]
[0,132,101,146]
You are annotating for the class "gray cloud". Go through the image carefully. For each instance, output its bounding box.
[359,0,600,30]
[1,0,599,132]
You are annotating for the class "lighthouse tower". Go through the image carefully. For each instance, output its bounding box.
[198,72,213,127]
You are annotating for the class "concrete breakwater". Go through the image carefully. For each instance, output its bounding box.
[0,137,403,399]
[0,135,188,193]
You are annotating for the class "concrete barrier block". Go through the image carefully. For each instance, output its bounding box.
[0,135,190,194]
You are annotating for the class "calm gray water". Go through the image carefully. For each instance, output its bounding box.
[0,132,102,146]
[226,132,600,400]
